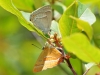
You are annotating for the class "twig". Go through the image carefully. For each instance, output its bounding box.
[51,0,55,20]
[64,56,77,75]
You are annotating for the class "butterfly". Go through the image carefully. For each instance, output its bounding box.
[30,5,52,34]
[33,43,64,72]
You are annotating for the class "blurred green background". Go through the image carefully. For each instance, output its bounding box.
[0,0,100,75]
[0,6,74,75]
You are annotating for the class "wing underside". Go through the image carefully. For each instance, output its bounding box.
[33,47,63,72]
[30,5,52,33]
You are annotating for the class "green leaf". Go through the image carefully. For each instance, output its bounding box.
[12,0,34,11]
[79,8,96,25]
[62,33,100,64]
[85,65,100,75]
[0,0,46,38]
[52,4,64,14]
[0,0,33,31]
[59,1,80,38]
[62,0,74,6]
[92,16,100,48]
[79,0,99,3]
[70,58,83,75]
[50,20,61,37]
[78,2,88,17]
[78,2,96,25]
[70,16,93,40]
[33,0,43,9]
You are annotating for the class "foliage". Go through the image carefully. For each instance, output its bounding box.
[0,0,100,75]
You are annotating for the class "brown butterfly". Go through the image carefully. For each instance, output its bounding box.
[33,43,64,72]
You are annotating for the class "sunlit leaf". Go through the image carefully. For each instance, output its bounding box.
[79,0,99,3]
[62,33,100,64]
[85,65,100,75]
[78,2,96,25]
[70,16,93,40]
[79,8,96,25]
[59,1,80,38]
[62,0,74,6]
[12,0,34,11]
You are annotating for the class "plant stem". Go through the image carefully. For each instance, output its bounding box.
[51,0,55,20]
[49,0,55,20]
[64,57,77,75]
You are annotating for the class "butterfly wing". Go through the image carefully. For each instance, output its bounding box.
[33,47,49,72]
[30,5,52,33]
[33,47,63,72]
[42,47,63,70]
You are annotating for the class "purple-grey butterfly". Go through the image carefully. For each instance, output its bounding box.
[30,5,52,34]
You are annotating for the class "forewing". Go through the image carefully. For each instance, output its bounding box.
[33,47,50,72]
[30,5,52,33]
[42,48,63,70]
[33,47,63,72]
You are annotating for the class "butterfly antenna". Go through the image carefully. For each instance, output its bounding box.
[32,44,41,49]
